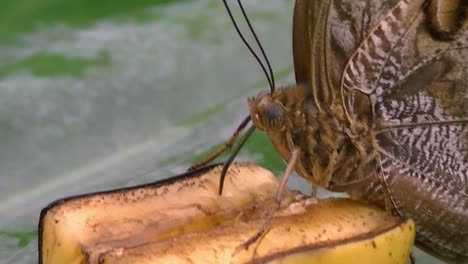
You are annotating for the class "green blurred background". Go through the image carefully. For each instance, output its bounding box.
[0,0,441,263]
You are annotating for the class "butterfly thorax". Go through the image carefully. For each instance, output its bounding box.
[248,84,378,191]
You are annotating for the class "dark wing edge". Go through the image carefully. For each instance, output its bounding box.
[293,0,337,108]
[292,0,312,85]
[378,145,468,261]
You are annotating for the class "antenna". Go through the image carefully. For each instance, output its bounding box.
[221,0,275,92]
[236,0,275,90]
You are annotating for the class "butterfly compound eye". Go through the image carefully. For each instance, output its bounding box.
[263,102,285,130]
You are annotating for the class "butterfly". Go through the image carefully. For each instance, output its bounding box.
[194,0,467,262]
[249,0,468,261]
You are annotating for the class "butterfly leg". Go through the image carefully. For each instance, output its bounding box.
[410,251,416,264]
[188,116,250,171]
[234,148,300,253]
[310,185,317,197]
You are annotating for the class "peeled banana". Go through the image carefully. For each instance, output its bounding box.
[39,163,415,264]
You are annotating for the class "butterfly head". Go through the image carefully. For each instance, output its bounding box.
[248,90,286,132]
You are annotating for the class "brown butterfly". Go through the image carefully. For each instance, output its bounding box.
[193,0,467,262]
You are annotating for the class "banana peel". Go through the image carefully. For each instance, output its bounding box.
[39,163,415,264]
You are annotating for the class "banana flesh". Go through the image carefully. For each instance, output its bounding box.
[39,163,415,264]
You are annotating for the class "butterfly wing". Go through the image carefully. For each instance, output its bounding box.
[339,0,468,261]
[293,0,399,108]
[294,0,468,261]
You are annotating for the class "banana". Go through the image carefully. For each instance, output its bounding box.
[39,163,415,264]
